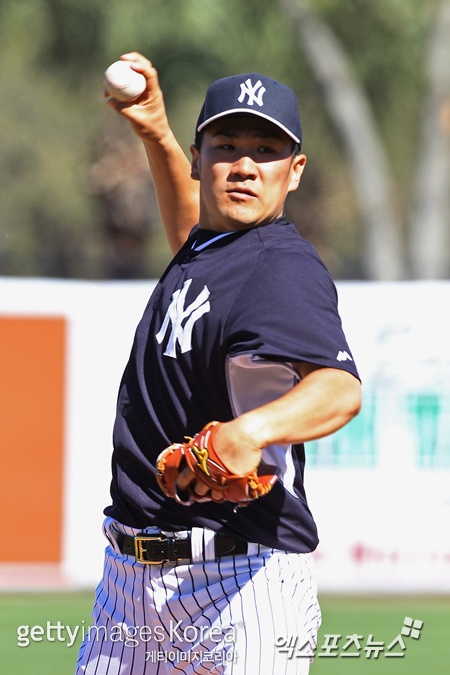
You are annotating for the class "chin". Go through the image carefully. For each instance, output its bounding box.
[222,208,261,230]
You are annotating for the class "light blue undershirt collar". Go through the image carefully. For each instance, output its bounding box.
[191,231,235,252]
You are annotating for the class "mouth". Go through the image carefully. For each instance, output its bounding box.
[226,187,257,200]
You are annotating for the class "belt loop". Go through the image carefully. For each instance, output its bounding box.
[203,529,216,561]
[190,527,204,562]
[247,542,259,556]
[190,528,216,562]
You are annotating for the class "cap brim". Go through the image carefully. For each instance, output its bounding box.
[197,108,301,144]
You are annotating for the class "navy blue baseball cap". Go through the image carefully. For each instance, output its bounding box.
[195,73,302,146]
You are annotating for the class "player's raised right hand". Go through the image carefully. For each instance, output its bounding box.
[105,52,172,145]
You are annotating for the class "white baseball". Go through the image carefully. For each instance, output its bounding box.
[104,61,146,102]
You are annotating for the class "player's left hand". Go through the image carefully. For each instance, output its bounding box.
[155,421,280,506]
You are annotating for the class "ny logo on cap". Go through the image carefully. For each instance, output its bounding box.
[238,78,266,107]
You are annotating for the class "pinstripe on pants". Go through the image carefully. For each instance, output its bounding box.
[75,518,321,675]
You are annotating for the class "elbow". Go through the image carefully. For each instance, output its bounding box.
[343,377,362,423]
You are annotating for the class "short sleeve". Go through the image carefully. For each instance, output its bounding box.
[225,243,359,378]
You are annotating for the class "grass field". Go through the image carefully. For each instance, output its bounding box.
[1,592,449,674]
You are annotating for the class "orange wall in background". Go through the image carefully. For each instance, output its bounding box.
[0,317,66,562]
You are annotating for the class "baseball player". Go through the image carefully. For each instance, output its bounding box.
[75,53,361,674]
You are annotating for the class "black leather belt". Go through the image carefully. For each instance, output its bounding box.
[116,532,248,564]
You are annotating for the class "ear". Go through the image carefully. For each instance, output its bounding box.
[287,153,307,193]
[190,144,201,181]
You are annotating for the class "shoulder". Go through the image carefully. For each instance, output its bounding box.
[258,220,326,260]
[253,220,335,288]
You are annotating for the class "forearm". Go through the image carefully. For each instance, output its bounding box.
[215,367,362,474]
[106,53,199,254]
[143,135,199,254]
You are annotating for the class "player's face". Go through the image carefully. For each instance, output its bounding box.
[190,116,306,232]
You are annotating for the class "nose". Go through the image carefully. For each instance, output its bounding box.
[229,154,258,179]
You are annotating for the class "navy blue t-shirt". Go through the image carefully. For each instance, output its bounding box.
[105,218,359,553]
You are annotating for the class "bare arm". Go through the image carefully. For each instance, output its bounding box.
[177,364,361,496]
[106,53,199,254]
[216,364,361,472]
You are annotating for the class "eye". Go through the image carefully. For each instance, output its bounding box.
[212,140,235,151]
[257,145,276,154]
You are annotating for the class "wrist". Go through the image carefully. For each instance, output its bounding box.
[213,418,263,475]
[234,411,269,451]
[138,122,173,145]
[142,127,186,158]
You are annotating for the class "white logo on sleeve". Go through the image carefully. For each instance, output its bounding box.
[336,350,353,362]
[156,279,211,358]
[238,78,266,106]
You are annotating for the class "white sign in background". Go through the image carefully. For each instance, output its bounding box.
[0,278,449,592]
[308,281,450,592]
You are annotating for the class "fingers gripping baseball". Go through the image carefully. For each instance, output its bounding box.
[156,421,280,506]
[104,53,170,142]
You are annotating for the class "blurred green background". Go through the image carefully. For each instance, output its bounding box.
[1,0,449,281]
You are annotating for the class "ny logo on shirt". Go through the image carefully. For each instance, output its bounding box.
[238,78,266,106]
[156,279,211,358]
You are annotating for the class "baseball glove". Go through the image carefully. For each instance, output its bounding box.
[156,421,280,506]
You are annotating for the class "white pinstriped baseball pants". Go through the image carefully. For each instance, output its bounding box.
[75,518,321,675]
